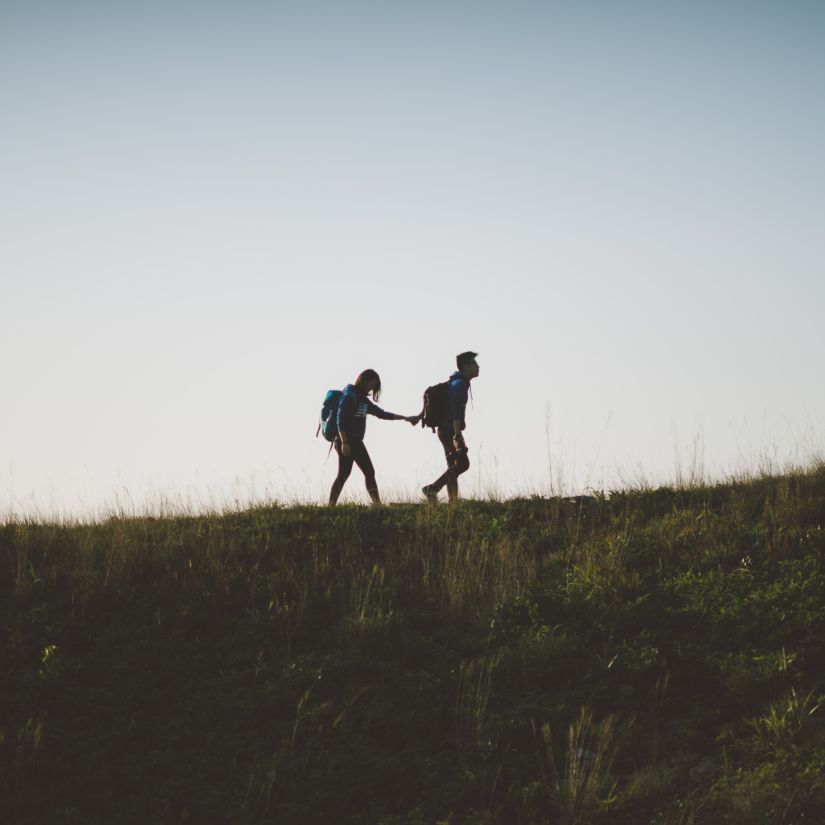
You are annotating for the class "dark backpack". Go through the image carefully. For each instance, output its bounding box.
[317,389,343,442]
[419,381,450,432]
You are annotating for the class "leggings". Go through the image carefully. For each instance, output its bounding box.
[329,439,380,505]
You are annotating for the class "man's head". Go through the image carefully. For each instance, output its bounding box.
[456,351,479,379]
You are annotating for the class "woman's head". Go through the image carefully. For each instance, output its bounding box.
[354,368,382,401]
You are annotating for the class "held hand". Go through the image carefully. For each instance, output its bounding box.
[406,415,420,426]
[341,442,351,457]
[452,435,465,451]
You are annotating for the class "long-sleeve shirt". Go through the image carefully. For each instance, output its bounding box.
[336,384,398,442]
[440,371,471,432]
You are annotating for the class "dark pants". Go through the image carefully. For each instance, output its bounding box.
[329,439,380,505]
[429,430,470,502]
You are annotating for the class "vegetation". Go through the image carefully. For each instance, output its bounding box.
[3,465,825,824]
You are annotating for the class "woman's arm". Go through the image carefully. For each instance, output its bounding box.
[367,400,418,424]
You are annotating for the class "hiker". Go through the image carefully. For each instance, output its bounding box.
[329,369,418,506]
[422,351,479,503]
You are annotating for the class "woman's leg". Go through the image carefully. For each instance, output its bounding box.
[329,441,355,506]
[351,441,380,504]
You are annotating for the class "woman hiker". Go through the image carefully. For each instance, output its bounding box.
[329,369,418,506]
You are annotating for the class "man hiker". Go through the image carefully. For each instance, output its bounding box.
[422,351,479,503]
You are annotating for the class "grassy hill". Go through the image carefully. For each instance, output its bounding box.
[3,466,825,824]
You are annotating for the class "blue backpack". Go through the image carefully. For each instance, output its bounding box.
[317,389,343,442]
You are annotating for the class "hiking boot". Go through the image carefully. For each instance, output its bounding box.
[421,485,438,504]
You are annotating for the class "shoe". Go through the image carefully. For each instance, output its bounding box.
[421,485,438,504]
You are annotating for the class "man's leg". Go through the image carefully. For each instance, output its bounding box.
[425,431,470,502]
[445,446,469,502]
[425,431,455,495]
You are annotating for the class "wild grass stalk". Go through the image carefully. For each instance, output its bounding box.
[456,652,503,747]
[539,707,628,825]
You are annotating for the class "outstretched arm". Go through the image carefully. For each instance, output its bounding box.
[367,400,419,425]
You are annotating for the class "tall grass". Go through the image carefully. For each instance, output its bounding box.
[538,707,628,825]
[2,461,825,823]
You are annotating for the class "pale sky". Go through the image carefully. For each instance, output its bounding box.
[2,1,824,516]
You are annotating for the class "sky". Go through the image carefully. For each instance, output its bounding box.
[2,1,824,517]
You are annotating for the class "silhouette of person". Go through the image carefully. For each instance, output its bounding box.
[329,369,418,506]
[422,351,479,503]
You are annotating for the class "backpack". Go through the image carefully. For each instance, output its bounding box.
[419,381,450,432]
[317,389,343,442]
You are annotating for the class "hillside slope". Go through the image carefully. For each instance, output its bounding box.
[2,468,825,824]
